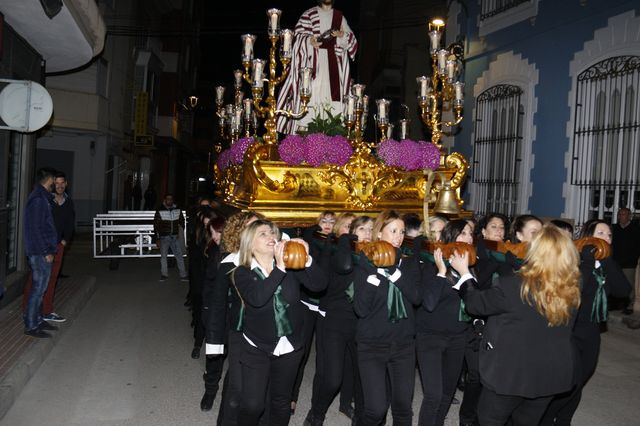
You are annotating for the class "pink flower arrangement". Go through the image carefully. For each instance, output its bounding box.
[216,137,257,171]
[278,135,306,165]
[278,133,352,167]
[377,139,440,171]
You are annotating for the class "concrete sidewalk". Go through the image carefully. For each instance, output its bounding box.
[0,274,97,418]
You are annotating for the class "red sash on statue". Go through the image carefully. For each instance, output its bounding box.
[319,9,343,102]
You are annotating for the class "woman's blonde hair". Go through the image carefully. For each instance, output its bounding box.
[221,211,265,253]
[237,220,280,268]
[519,224,581,326]
[333,213,356,234]
[372,210,403,242]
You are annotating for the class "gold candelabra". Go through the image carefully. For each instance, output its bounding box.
[417,18,465,152]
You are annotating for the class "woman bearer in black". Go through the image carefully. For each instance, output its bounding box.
[234,220,327,426]
[354,210,421,426]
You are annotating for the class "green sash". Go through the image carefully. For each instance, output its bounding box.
[252,266,293,337]
[379,268,408,323]
[345,281,355,303]
[591,266,608,323]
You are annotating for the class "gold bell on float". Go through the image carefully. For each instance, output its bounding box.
[434,180,460,215]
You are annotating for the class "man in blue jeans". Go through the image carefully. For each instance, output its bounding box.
[23,168,59,338]
[154,193,188,281]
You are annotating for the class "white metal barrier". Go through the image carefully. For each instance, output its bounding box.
[93,210,188,258]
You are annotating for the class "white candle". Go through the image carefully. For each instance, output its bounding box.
[399,119,409,139]
[454,81,465,101]
[386,124,394,140]
[243,98,253,119]
[376,99,390,121]
[300,67,312,95]
[215,86,225,105]
[234,70,243,88]
[241,34,256,62]
[267,9,281,35]
[347,95,355,116]
[352,84,366,98]
[437,50,448,75]
[416,76,429,97]
[446,60,456,81]
[234,107,243,130]
[281,29,293,56]
[362,95,369,113]
[252,59,264,87]
[428,30,441,54]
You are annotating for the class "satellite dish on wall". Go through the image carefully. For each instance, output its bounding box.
[0,80,54,133]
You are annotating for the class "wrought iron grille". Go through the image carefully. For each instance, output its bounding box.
[480,0,531,21]
[570,56,640,225]
[472,84,524,218]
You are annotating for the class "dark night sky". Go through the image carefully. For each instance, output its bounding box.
[198,0,361,88]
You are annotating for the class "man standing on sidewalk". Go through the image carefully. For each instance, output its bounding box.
[23,168,59,338]
[22,171,75,323]
[154,194,188,281]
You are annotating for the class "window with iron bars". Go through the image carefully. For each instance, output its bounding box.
[570,56,640,226]
[472,84,524,219]
[480,0,532,21]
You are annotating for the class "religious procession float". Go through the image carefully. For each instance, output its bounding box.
[213,8,471,226]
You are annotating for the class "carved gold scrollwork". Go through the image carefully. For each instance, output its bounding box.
[445,152,469,191]
[245,143,298,194]
[319,152,404,210]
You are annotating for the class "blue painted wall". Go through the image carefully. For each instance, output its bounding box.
[455,0,640,216]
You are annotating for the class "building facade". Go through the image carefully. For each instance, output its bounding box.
[0,0,105,304]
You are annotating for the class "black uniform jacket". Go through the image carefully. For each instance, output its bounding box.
[234,259,327,354]
[460,273,577,398]
[353,251,421,345]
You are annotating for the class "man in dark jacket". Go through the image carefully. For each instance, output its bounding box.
[154,194,188,281]
[22,171,75,323]
[23,168,58,338]
[612,207,640,314]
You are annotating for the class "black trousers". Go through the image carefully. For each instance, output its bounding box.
[192,294,205,347]
[478,387,552,426]
[237,342,304,426]
[292,306,317,404]
[459,325,483,424]
[358,341,415,426]
[310,316,362,420]
[218,331,244,426]
[203,353,225,396]
[416,331,466,426]
[539,331,601,426]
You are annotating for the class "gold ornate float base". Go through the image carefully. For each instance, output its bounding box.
[215,143,471,226]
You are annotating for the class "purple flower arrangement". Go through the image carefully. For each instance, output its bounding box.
[278,133,353,167]
[377,139,441,171]
[216,137,257,171]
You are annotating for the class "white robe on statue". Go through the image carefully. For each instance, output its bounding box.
[276,6,358,134]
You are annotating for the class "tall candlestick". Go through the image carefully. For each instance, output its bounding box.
[267,8,282,36]
[235,90,244,106]
[241,34,256,63]
[300,67,312,96]
[234,107,243,131]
